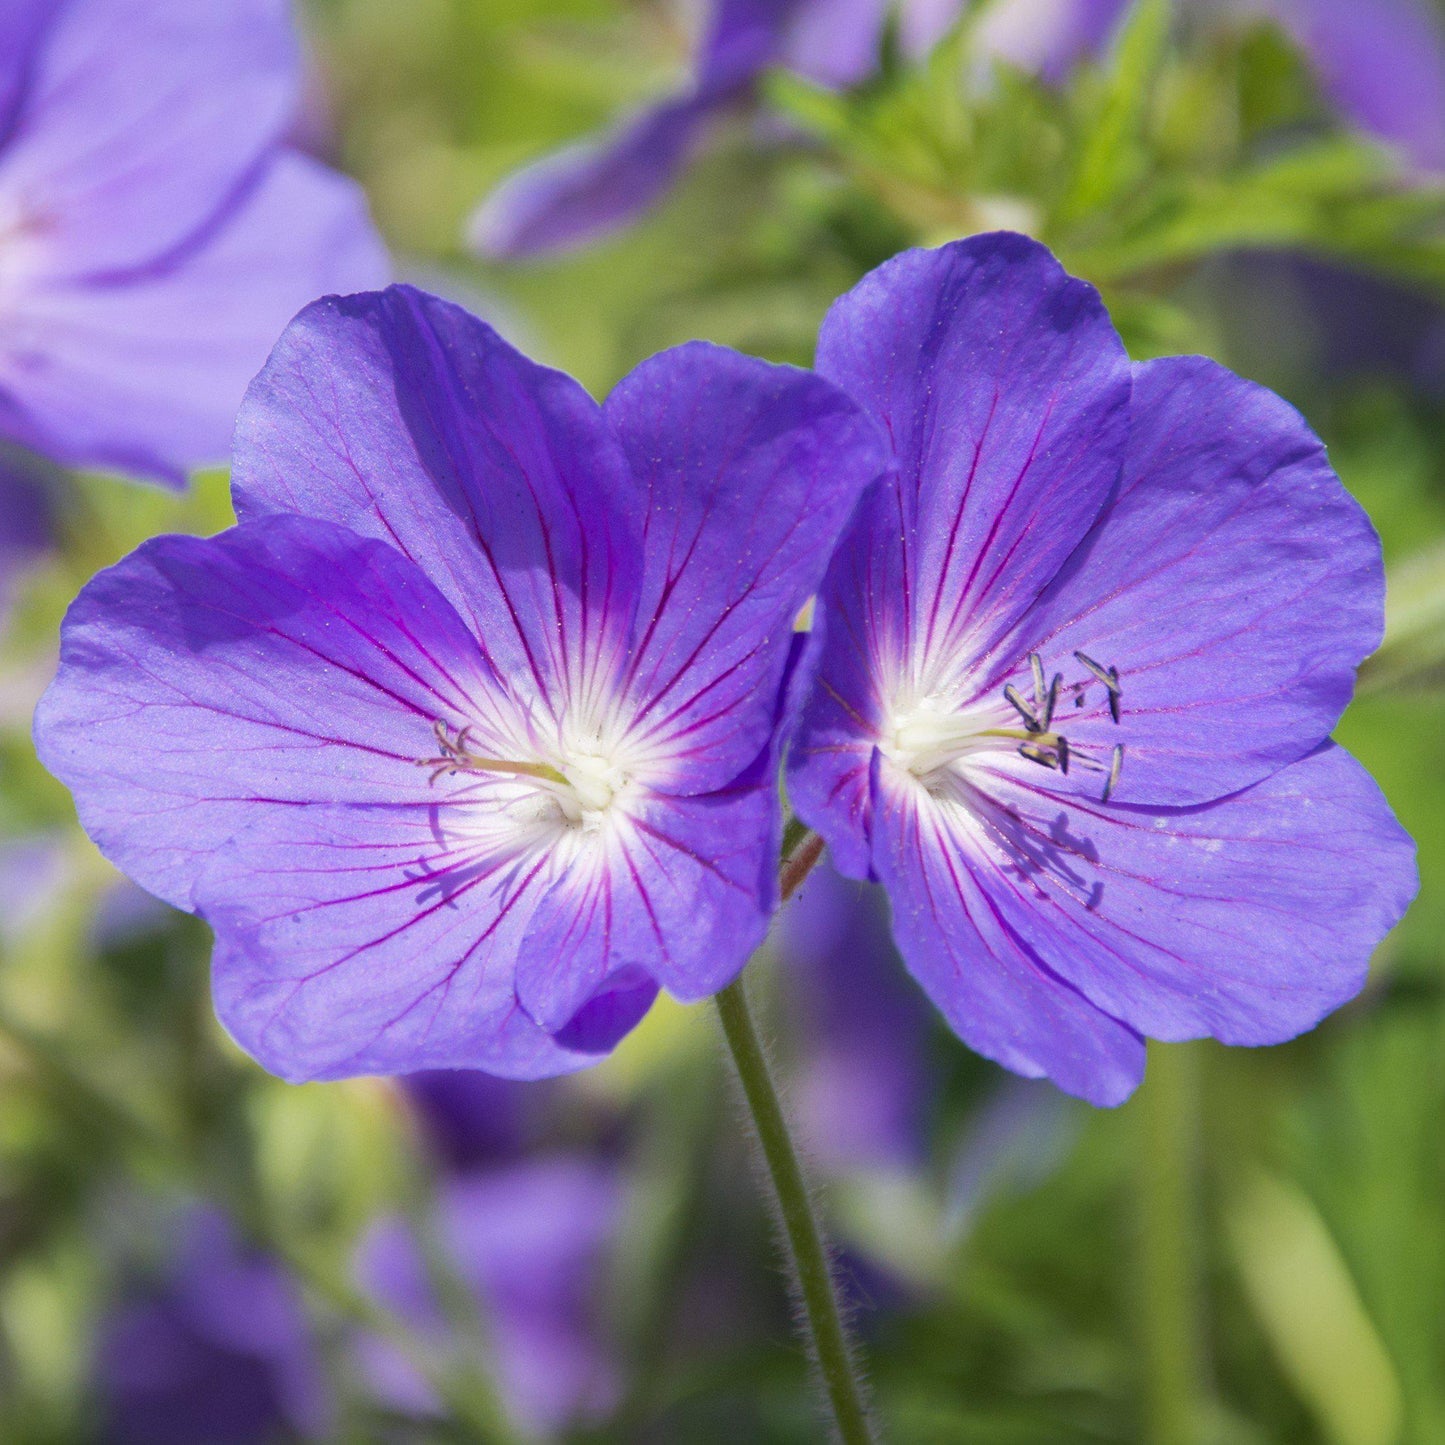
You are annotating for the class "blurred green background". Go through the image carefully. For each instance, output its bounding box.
[3,1,1445,1440]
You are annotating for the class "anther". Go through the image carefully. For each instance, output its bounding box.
[1102,744,1124,802]
[1042,673,1061,731]
[1019,742,1060,770]
[1004,684,1042,732]
[1074,651,1123,723]
[417,719,567,787]
[1030,652,1047,709]
[1056,734,1070,775]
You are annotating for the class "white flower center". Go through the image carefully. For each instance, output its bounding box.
[883,695,1004,781]
[557,747,628,824]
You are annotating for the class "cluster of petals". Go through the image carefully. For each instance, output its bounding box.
[787,231,1417,1104]
[33,224,1418,1105]
[36,285,887,1081]
[0,0,386,485]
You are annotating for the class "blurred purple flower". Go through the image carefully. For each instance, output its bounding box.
[357,1158,623,1438]
[788,233,1417,1106]
[470,0,902,259]
[0,0,387,487]
[0,449,53,633]
[0,831,68,946]
[95,1207,329,1445]
[1218,0,1445,172]
[979,0,1445,170]
[35,284,885,1083]
[780,860,935,1173]
[402,1068,552,1171]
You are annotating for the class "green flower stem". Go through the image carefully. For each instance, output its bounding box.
[714,970,877,1445]
[1139,1040,1207,1445]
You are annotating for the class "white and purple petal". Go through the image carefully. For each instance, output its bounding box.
[927,743,1416,1056]
[604,341,888,791]
[813,234,1131,694]
[793,232,1130,869]
[202,802,654,1082]
[991,355,1384,806]
[234,286,641,725]
[515,781,777,1029]
[33,513,498,910]
[869,753,1146,1107]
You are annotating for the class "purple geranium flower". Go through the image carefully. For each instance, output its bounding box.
[94,1206,330,1445]
[787,233,1417,1105]
[35,284,886,1081]
[0,0,387,486]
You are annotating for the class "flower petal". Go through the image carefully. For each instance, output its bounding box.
[0,2,57,137]
[34,513,500,910]
[813,233,1131,693]
[515,782,777,1029]
[233,286,641,722]
[466,0,787,259]
[948,742,1416,1049]
[0,0,298,278]
[1,152,386,483]
[990,356,1384,806]
[468,96,715,260]
[202,803,655,1083]
[603,342,888,792]
[869,753,1146,1107]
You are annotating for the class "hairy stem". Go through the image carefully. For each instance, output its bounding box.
[779,827,825,901]
[714,973,876,1444]
[1139,1041,1207,1445]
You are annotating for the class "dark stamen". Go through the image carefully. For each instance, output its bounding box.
[1030,652,1047,710]
[1004,684,1042,732]
[1108,667,1122,724]
[1042,673,1061,731]
[1056,734,1070,775]
[1102,744,1124,801]
[1019,742,1059,770]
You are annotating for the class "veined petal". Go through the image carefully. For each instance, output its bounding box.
[814,233,1131,695]
[946,742,1416,1049]
[233,287,642,727]
[869,753,1146,1107]
[202,803,654,1083]
[604,342,888,791]
[783,503,892,879]
[990,356,1383,806]
[0,0,298,279]
[0,152,386,485]
[34,514,502,911]
[515,782,777,1029]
